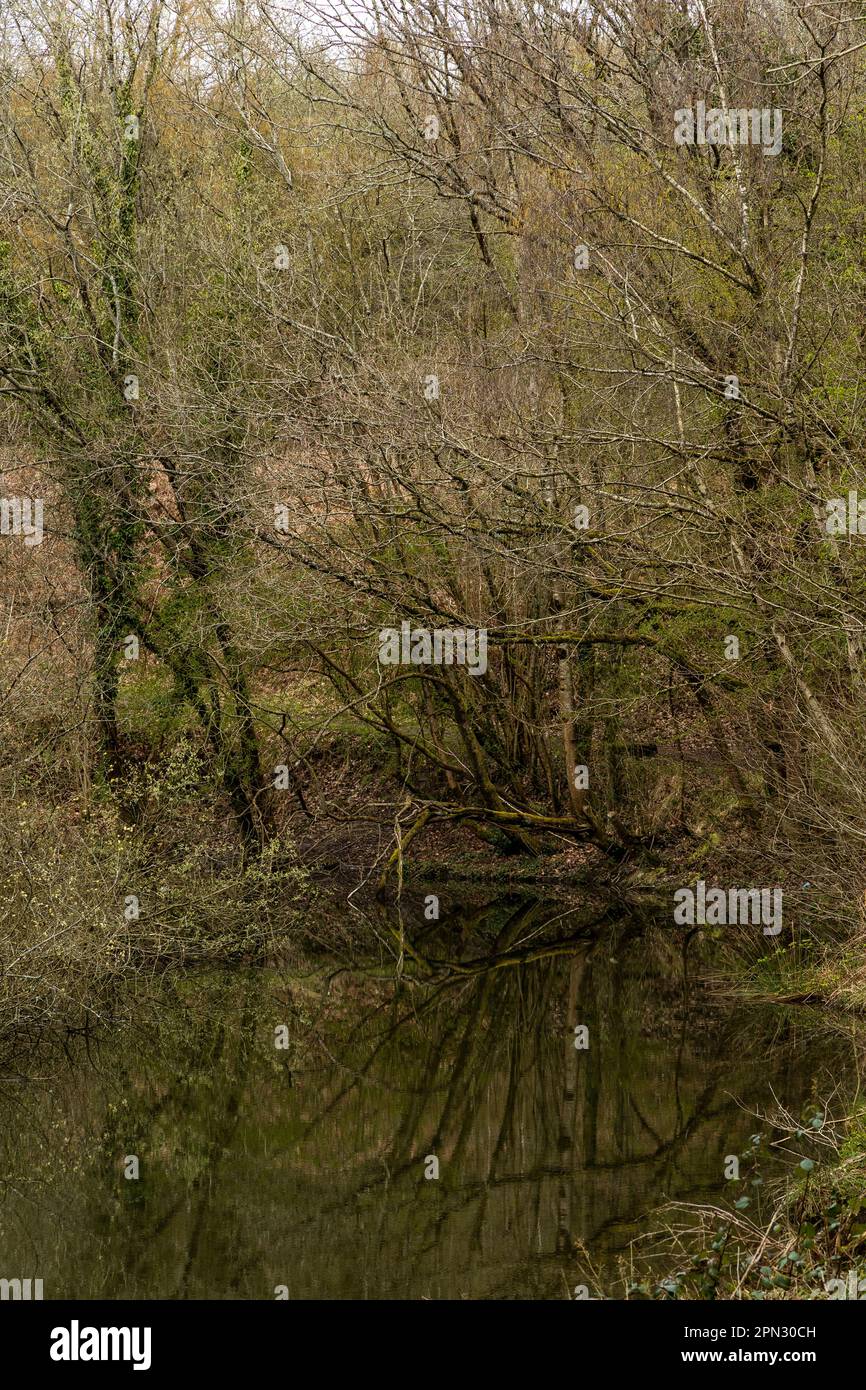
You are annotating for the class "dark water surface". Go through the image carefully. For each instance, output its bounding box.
[0,894,854,1299]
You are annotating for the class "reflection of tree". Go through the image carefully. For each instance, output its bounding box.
[41,971,265,1298]
[0,896,855,1299]
[267,900,841,1298]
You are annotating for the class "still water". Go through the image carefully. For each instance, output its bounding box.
[0,893,854,1299]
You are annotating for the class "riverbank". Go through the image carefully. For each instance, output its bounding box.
[3,740,863,1048]
[612,1098,866,1301]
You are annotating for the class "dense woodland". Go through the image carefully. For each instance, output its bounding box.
[1,0,865,966]
[3,0,866,1306]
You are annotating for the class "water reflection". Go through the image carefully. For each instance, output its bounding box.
[0,893,854,1299]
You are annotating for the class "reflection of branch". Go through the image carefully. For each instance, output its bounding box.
[174,995,258,1298]
[416,909,627,980]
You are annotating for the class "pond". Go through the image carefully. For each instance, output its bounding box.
[0,892,854,1299]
